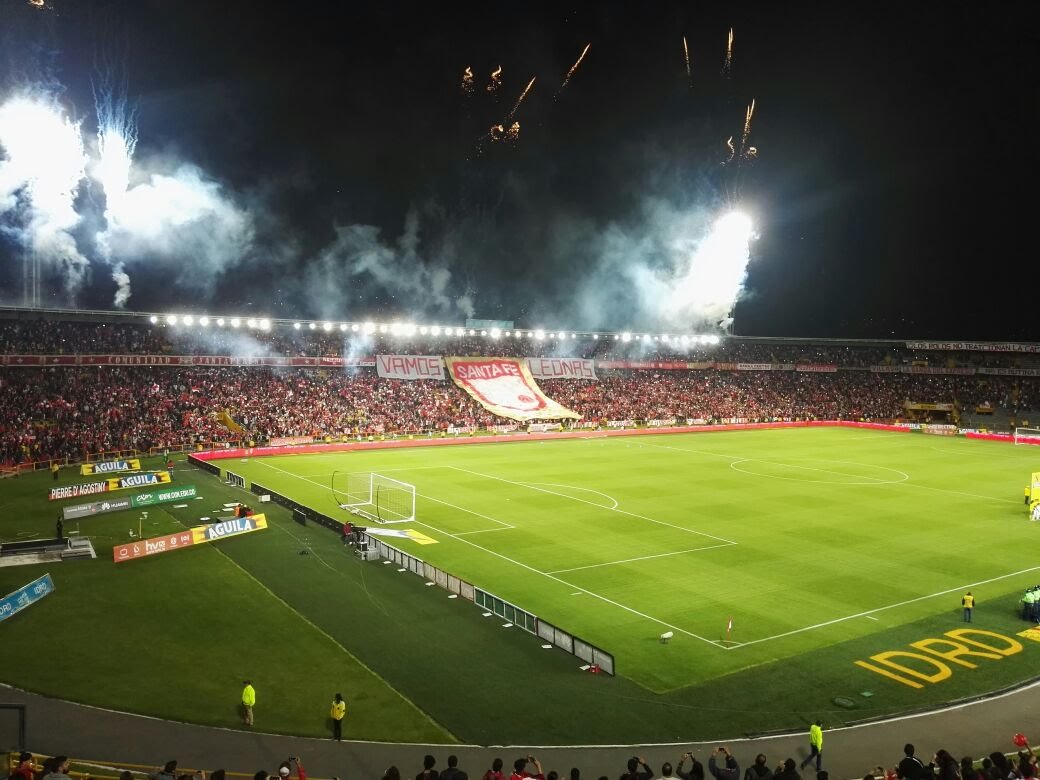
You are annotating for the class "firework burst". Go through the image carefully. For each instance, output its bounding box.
[461,66,474,95]
[487,65,502,95]
[723,27,734,75]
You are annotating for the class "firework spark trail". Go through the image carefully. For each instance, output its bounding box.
[507,76,535,120]
[462,66,474,95]
[559,43,591,92]
[740,98,755,154]
[487,65,502,94]
[683,36,691,82]
[724,27,734,75]
[724,136,735,164]
[506,121,520,143]
[93,58,139,306]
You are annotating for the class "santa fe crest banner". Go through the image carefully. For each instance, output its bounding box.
[443,357,581,421]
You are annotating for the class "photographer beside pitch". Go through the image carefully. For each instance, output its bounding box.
[277,757,306,780]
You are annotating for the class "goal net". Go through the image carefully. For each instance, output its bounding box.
[332,472,416,524]
[1014,428,1040,446]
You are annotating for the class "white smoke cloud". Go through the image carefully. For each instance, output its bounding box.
[0,94,90,298]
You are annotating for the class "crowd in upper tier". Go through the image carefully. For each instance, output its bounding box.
[1,318,1039,369]
[1,362,1036,465]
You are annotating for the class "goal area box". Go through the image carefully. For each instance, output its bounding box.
[332,472,416,524]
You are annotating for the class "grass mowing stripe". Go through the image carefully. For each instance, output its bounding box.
[447,465,740,545]
[251,457,726,648]
[546,542,736,574]
[729,562,1040,649]
[159,503,455,740]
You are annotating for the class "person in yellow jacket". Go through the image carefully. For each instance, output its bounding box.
[330,693,346,741]
[242,680,256,726]
[962,591,975,623]
[799,720,823,771]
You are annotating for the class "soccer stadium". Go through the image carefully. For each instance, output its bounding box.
[3,3,1040,780]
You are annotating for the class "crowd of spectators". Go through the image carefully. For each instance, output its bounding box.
[3,318,1040,370]
[13,739,1040,780]
[2,362,1036,465]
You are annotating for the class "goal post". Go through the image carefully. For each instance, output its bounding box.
[332,471,416,524]
[1014,428,1040,446]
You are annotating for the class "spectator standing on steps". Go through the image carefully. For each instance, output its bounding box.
[620,758,653,780]
[677,753,704,780]
[708,749,739,780]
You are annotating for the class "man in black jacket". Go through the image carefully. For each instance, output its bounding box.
[897,745,932,780]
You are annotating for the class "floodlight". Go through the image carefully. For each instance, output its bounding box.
[166,314,178,325]
[308,322,317,330]
[216,318,225,327]
[593,334,599,340]
[379,324,388,334]
[293,322,301,330]
[389,323,401,336]
[339,323,347,332]
[259,319,271,331]
[199,316,209,327]
[323,322,333,332]
[621,332,631,342]
[148,315,158,324]
[363,322,376,334]
[490,327,500,338]
[430,325,441,336]
[456,327,465,336]
[419,326,428,335]
[183,315,196,326]
[468,329,475,336]
[534,329,545,340]
[246,318,257,329]
[230,318,241,328]
[351,323,359,332]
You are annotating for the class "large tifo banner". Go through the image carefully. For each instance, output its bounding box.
[376,354,445,380]
[443,357,580,421]
[0,573,55,622]
[113,514,268,563]
[525,357,597,380]
[81,458,141,476]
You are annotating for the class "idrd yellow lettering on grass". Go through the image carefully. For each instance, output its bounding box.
[854,629,1026,689]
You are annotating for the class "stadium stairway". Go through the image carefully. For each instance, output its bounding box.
[5,679,1040,778]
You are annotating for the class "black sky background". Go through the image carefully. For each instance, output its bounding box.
[1,1,1038,340]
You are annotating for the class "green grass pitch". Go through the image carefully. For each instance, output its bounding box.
[3,426,1040,745]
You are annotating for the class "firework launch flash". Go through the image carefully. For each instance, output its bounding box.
[725,135,735,164]
[559,43,591,93]
[507,76,536,120]
[683,36,692,82]
[724,27,734,74]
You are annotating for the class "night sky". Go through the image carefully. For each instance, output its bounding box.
[1,1,1038,340]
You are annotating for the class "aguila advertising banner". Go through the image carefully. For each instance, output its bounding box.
[376,355,445,380]
[112,514,268,563]
[525,357,598,380]
[443,357,580,421]
[107,471,172,491]
[80,458,142,476]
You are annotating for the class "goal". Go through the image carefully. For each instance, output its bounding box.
[1014,428,1040,446]
[332,472,416,524]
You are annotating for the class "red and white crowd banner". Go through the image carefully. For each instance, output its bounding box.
[595,361,690,370]
[607,419,635,428]
[443,357,580,421]
[525,357,597,380]
[978,367,1040,377]
[796,364,838,372]
[871,365,977,376]
[0,354,375,367]
[647,418,678,427]
[270,436,315,447]
[375,355,445,380]
[528,422,562,433]
[906,341,1040,354]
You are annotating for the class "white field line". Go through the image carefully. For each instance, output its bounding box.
[251,459,725,648]
[725,564,1040,650]
[298,465,447,477]
[447,465,739,546]
[729,458,908,484]
[547,543,735,574]
[520,481,619,509]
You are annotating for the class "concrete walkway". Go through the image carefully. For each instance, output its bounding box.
[4,680,1040,780]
